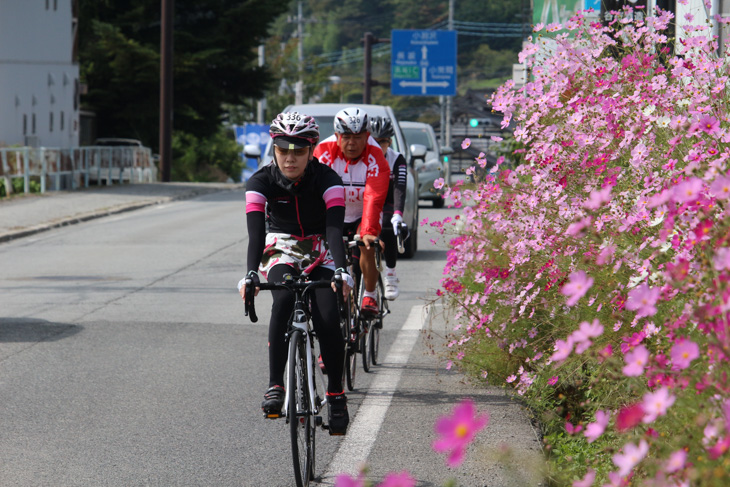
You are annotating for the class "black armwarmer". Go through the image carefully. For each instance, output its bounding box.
[393,154,407,214]
[246,211,267,274]
[325,206,347,270]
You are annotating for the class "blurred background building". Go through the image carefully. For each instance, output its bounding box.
[0,0,80,148]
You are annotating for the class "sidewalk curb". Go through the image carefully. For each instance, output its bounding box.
[0,184,244,244]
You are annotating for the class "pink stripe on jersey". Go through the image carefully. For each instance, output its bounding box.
[323,185,345,209]
[245,191,267,213]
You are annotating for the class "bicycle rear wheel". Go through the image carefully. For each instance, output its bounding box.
[288,329,315,487]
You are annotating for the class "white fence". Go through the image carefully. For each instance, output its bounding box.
[0,146,158,195]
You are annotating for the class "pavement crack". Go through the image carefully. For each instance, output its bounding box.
[75,237,247,322]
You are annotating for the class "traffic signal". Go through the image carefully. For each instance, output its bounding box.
[469,118,479,128]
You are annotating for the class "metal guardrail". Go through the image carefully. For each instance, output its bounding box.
[0,146,158,195]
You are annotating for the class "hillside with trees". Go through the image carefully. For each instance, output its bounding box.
[78,0,527,180]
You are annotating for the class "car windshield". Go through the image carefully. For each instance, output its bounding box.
[402,127,434,151]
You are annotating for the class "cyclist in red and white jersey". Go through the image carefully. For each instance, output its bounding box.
[313,107,390,316]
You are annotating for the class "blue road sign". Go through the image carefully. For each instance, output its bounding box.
[391,30,457,97]
[234,123,269,181]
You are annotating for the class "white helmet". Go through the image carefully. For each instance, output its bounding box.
[334,107,368,135]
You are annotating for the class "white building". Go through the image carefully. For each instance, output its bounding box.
[0,0,79,148]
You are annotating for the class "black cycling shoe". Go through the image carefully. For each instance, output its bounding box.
[262,385,285,419]
[327,393,349,435]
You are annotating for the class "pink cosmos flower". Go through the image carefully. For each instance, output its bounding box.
[672,177,703,204]
[630,142,649,168]
[622,345,650,377]
[713,247,730,271]
[710,176,730,200]
[335,473,366,487]
[378,471,416,487]
[597,245,616,265]
[624,283,660,318]
[707,436,730,460]
[433,399,489,467]
[670,339,700,370]
[550,338,574,363]
[461,138,471,149]
[664,449,687,473]
[612,439,649,476]
[584,186,612,210]
[572,469,596,487]
[434,178,445,190]
[584,410,610,443]
[561,270,594,306]
[616,403,645,432]
[697,114,721,136]
[642,387,676,423]
[565,422,583,435]
[574,319,604,341]
[548,376,559,385]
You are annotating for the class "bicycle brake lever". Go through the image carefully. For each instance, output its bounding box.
[244,279,259,323]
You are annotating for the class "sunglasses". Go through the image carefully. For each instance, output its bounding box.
[274,146,310,157]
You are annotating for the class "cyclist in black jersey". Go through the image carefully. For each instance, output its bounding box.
[369,116,407,301]
[238,111,354,435]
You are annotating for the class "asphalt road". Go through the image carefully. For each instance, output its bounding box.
[0,189,543,487]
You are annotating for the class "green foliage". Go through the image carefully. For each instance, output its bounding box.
[262,0,522,121]
[79,0,291,150]
[171,127,243,182]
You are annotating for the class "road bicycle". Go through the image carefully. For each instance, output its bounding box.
[244,271,345,487]
[342,234,390,381]
[357,236,389,372]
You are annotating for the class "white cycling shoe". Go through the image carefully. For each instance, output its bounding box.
[384,271,400,301]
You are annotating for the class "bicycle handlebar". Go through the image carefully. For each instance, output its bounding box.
[244,277,342,324]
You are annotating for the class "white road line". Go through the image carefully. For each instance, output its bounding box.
[323,305,427,479]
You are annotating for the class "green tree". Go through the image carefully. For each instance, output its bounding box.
[79,0,291,150]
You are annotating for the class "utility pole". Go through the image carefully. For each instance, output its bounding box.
[257,45,265,124]
[295,0,304,104]
[362,32,390,104]
[159,0,174,182]
[445,0,454,150]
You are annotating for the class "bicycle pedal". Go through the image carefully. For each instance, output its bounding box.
[315,416,323,426]
[263,410,283,419]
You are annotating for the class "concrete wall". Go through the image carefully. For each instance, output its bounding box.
[0,0,79,148]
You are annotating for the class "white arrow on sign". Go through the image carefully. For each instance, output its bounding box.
[399,79,450,92]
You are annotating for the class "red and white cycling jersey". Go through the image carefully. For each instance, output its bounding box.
[313,134,390,237]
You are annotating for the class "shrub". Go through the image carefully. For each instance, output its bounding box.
[433,7,730,486]
[171,126,243,182]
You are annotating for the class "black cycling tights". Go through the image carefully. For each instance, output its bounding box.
[267,264,344,395]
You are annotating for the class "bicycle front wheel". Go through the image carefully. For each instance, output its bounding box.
[361,321,371,373]
[288,329,315,487]
[369,326,380,365]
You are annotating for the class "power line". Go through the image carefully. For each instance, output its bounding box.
[309,22,528,69]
